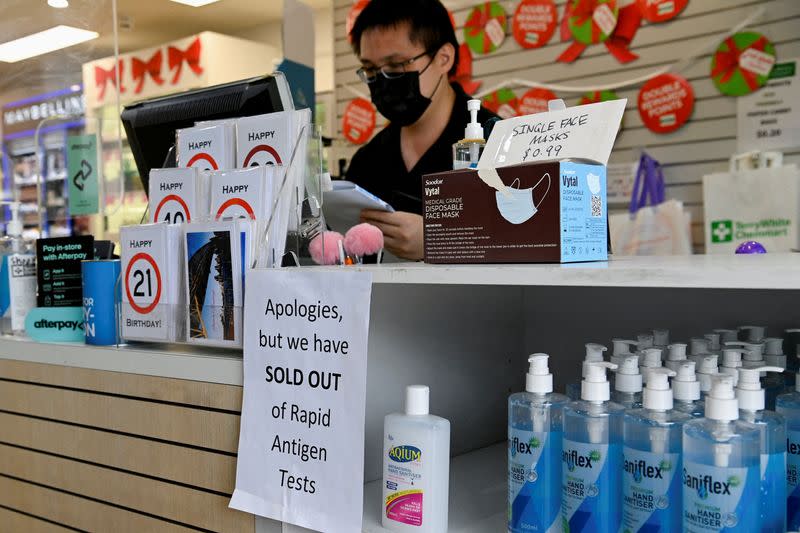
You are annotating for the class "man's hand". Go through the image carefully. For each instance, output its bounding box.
[359,209,424,261]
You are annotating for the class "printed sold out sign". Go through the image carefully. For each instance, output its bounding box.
[638,73,694,134]
[342,98,376,145]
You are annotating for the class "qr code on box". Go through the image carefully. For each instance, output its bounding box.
[591,195,603,217]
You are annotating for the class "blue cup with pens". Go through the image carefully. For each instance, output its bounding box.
[82,259,121,345]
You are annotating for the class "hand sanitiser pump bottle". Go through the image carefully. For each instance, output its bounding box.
[452,99,485,170]
[383,385,450,532]
[562,362,624,532]
[735,366,787,532]
[612,355,643,409]
[622,368,689,532]
[508,354,568,533]
[566,343,607,400]
[775,361,800,530]
[682,375,760,532]
[672,361,705,418]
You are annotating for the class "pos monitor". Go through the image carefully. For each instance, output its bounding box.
[121,73,293,194]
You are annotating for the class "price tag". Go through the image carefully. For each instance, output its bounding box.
[230,270,372,533]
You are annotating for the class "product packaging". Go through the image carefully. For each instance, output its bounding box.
[622,368,689,532]
[423,99,625,264]
[508,354,568,532]
[562,361,624,532]
[0,206,35,335]
[82,259,121,346]
[775,365,800,530]
[176,122,236,171]
[382,385,449,532]
[120,223,184,342]
[149,167,211,224]
[682,375,760,532]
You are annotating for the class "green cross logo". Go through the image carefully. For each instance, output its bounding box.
[711,220,733,243]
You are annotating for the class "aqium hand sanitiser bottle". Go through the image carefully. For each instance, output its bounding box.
[507,354,568,533]
[682,375,760,532]
[622,368,689,532]
[562,361,624,533]
[382,385,450,533]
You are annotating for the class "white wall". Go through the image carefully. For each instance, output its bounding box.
[331,0,800,247]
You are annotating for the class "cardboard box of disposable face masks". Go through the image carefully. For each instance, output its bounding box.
[422,161,608,263]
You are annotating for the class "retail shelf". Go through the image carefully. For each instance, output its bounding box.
[362,443,505,533]
[318,253,800,290]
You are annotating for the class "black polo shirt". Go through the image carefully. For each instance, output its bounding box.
[346,82,497,214]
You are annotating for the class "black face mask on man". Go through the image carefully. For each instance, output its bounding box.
[368,56,443,127]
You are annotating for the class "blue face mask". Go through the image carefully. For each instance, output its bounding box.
[495,174,551,225]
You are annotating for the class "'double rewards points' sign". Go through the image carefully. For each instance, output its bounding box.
[638,73,694,134]
[230,270,372,533]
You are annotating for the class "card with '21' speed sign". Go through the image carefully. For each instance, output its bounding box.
[120,223,184,342]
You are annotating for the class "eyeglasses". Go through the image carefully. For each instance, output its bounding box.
[356,51,430,84]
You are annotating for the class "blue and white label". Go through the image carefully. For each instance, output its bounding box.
[787,430,800,529]
[508,429,561,533]
[561,439,622,532]
[622,447,681,533]
[682,460,759,532]
[759,452,786,532]
[559,162,608,263]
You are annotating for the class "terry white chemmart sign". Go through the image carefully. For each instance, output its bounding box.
[703,164,800,253]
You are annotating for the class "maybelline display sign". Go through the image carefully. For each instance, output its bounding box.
[2,86,84,137]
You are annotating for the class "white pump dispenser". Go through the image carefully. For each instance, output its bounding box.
[652,329,670,347]
[741,342,766,369]
[720,348,745,386]
[704,333,721,353]
[613,355,643,408]
[690,338,711,356]
[739,325,765,342]
[736,366,783,412]
[714,329,738,344]
[464,99,483,141]
[664,343,687,372]
[611,339,638,367]
[643,368,676,412]
[672,361,703,418]
[639,348,663,384]
[763,338,786,369]
[696,355,719,394]
[526,353,553,394]
[582,361,617,402]
[637,333,654,350]
[566,343,608,400]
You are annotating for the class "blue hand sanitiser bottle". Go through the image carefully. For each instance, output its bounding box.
[562,361,624,532]
[682,375,760,532]
[622,368,690,532]
[775,361,800,530]
[508,354,568,533]
[735,365,787,532]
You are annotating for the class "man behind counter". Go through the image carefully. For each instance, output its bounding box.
[347,0,497,260]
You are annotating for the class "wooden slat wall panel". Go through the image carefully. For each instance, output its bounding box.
[0,445,251,532]
[0,381,240,453]
[0,412,236,494]
[0,359,242,411]
[0,476,197,533]
[0,358,254,532]
[0,507,76,533]
[331,0,800,249]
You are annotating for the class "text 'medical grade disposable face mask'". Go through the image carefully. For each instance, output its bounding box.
[495,173,551,225]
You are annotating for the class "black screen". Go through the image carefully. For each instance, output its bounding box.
[121,74,287,195]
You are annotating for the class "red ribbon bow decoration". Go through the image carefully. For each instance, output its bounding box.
[558,0,640,64]
[711,35,769,92]
[131,49,165,94]
[94,60,125,101]
[167,37,204,85]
